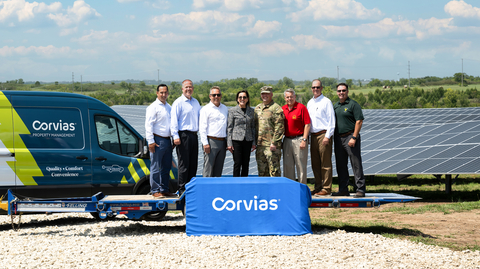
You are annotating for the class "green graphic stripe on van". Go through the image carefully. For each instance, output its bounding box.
[128,162,141,183]
[0,92,43,186]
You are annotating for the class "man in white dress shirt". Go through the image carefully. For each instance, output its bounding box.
[145,84,175,198]
[171,79,201,194]
[199,86,229,177]
[307,79,336,196]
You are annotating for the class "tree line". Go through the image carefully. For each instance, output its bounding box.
[1,74,479,109]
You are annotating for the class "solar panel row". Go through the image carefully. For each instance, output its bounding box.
[113,105,480,178]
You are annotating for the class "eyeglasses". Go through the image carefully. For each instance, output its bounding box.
[337,90,347,93]
[238,96,248,99]
[210,94,222,97]
[311,86,321,89]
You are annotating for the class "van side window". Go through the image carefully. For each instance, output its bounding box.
[95,116,139,156]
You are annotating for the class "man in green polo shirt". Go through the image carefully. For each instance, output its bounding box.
[332,83,366,198]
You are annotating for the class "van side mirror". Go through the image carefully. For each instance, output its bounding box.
[134,138,150,159]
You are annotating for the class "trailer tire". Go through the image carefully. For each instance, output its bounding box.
[90,212,116,220]
[135,182,167,221]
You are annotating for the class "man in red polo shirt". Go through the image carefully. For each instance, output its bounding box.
[282,89,311,184]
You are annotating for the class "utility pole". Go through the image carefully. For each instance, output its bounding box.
[337,66,339,83]
[408,61,410,88]
[72,72,74,92]
[81,75,83,93]
[461,58,464,87]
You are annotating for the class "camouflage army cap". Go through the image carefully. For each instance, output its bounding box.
[260,86,273,94]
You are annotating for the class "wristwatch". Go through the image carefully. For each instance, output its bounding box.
[302,138,307,142]
[351,136,357,140]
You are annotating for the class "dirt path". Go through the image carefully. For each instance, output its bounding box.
[309,202,480,249]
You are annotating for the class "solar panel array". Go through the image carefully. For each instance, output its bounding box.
[112,105,480,177]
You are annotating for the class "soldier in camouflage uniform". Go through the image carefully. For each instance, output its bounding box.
[254,86,285,177]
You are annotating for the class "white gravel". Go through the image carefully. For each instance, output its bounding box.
[0,213,479,269]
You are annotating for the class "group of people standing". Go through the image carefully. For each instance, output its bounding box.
[145,79,366,198]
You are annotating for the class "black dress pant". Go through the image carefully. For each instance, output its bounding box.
[176,131,198,191]
[334,133,365,193]
[232,139,252,177]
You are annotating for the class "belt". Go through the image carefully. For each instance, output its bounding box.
[179,130,197,135]
[339,131,353,138]
[154,134,170,139]
[311,130,326,136]
[339,131,353,137]
[208,136,226,141]
[285,135,303,139]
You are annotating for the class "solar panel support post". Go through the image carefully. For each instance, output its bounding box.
[445,174,452,194]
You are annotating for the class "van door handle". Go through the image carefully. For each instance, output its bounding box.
[95,156,107,161]
[76,155,88,160]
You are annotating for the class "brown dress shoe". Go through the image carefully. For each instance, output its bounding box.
[152,192,163,198]
[354,191,365,198]
[314,190,331,196]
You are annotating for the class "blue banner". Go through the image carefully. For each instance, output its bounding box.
[186,177,312,236]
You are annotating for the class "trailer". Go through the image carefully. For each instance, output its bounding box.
[6,189,419,229]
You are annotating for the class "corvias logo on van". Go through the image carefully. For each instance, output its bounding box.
[32,120,76,131]
[212,196,279,212]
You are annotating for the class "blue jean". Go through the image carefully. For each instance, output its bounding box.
[150,136,172,193]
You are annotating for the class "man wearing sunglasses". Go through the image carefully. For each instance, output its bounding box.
[199,86,229,177]
[307,79,335,196]
[332,83,366,198]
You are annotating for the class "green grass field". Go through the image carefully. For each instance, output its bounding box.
[308,174,480,251]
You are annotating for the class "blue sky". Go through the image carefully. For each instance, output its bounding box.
[1,0,479,83]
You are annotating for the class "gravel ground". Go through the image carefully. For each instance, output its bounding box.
[0,213,479,269]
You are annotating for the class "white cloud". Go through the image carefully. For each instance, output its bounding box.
[192,0,264,11]
[248,41,296,56]
[72,30,131,47]
[59,27,77,36]
[0,45,79,58]
[250,20,282,38]
[291,34,329,50]
[282,0,307,8]
[139,33,199,43]
[288,0,383,22]
[322,17,454,39]
[151,10,254,33]
[378,47,395,61]
[400,48,437,61]
[48,0,101,27]
[445,0,480,19]
[0,0,61,23]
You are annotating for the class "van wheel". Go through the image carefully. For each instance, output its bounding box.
[136,182,167,221]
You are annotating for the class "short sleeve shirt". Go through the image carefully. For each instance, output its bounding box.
[333,97,364,134]
[282,102,311,137]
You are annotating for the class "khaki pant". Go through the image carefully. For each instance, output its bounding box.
[310,133,333,193]
[283,136,308,184]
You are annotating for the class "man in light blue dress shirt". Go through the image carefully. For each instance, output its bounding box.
[171,79,201,194]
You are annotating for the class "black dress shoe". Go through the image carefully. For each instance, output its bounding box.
[332,191,350,196]
[354,191,365,198]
